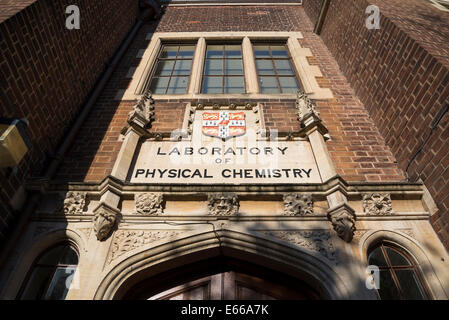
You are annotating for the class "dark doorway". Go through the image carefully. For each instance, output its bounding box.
[121,257,322,300]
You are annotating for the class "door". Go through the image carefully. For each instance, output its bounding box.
[148,271,319,300]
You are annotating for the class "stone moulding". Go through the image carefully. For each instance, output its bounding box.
[93,204,121,241]
[106,230,182,265]
[207,193,239,216]
[134,192,164,215]
[264,230,337,264]
[363,193,393,215]
[283,193,314,216]
[327,203,356,243]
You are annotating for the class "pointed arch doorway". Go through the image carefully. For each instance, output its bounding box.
[121,257,322,300]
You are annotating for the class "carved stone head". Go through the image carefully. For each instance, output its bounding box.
[283,193,314,216]
[207,193,239,216]
[363,193,393,215]
[93,207,118,241]
[63,191,86,215]
[328,206,356,242]
[135,193,163,215]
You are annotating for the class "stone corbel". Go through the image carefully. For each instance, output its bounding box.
[92,181,123,241]
[327,202,356,243]
[93,203,121,241]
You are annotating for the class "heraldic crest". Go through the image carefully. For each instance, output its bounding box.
[202,111,246,140]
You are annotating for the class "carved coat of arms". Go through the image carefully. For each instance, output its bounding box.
[202,111,246,139]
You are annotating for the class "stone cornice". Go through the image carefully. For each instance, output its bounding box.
[25,174,423,196]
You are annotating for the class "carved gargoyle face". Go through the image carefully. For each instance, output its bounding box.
[217,196,231,212]
[93,210,116,241]
[208,193,238,216]
[332,212,355,242]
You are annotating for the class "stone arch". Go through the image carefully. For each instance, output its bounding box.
[94,226,352,300]
[0,227,85,299]
[359,229,448,299]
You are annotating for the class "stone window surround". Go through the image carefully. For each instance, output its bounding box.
[119,32,333,101]
[429,0,449,12]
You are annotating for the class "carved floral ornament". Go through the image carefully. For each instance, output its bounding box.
[207,193,239,216]
[61,191,86,215]
[107,230,182,264]
[363,193,393,215]
[135,193,164,215]
[283,193,314,216]
[264,230,337,263]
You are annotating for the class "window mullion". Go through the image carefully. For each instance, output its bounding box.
[242,37,258,93]
[222,46,225,94]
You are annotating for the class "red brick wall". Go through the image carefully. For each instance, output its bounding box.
[302,0,323,25]
[0,0,37,23]
[0,0,139,241]
[55,5,404,185]
[303,0,449,248]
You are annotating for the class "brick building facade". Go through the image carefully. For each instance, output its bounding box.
[303,0,449,249]
[0,0,139,243]
[0,0,448,300]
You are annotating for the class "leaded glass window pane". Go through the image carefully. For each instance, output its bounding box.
[167,77,189,94]
[385,247,411,266]
[149,77,169,94]
[367,242,429,300]
[253,44,301,94]
[378,270,401,300]
[395,270,426,300]
[259,76,280,93]
[206,45,223,58]
[225,59,243,75]
[146,44,195,94]
[19,244,78,300]
[225,76,245,93]
[256,60,276,75]
[203,76,222,94]
[44,267,76,300]
[279,77,299,93]
[173,60,192,75]
[205,59,223,75]
[274,60,295,75]
[368,247,388,267]
[202,44,245,94]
